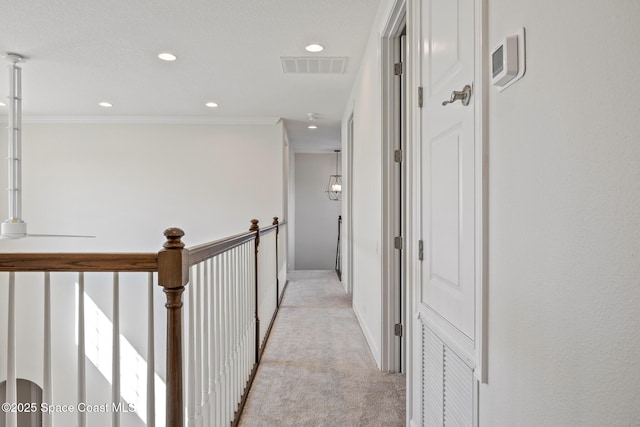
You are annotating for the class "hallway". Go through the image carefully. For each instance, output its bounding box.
[238,270,405,426]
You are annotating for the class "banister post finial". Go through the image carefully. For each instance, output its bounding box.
[250,219,260,247]
[163,227,185,249]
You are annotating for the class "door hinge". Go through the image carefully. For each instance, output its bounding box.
[394,236,403,250]
[394,62,403,76]
[418,86,424,108]
[394,323,403,337]
[394,149,403,163]
[418,239,424,261]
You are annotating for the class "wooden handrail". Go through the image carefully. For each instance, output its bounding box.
[181,221,286,267]
[0,221,287,273]
[0,217,286,427]
[187,231,255,267]
[0,253,158,272]
[258,223,278,236]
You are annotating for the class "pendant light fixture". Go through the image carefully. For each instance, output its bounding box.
[325,149,342,201]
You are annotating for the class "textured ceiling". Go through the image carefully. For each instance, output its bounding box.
[0,0,381,151]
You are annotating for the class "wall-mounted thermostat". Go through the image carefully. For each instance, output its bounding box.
[491,28,526,92]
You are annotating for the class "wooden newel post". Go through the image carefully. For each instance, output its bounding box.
[250,219,260,363]
[273,217,280,308]
[158,228,189,427]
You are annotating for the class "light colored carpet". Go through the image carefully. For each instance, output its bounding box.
[238,270,405,427]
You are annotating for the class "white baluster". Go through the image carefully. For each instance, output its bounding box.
[214,256,222,427]
[208,259,216,426]
[147,273,156,427]
[244,243,254,374]
[195,265,202,427]
[43,272,53,427]
[223,252,231,425]
[245,243,251,379]
[202,261,210,427]
[77,272,86,427]
[187,268,195,427]
[240,245,247,395]
[231,248,237,409]
[112,273,120,427]
[6,273,17,427]
[251,240,257,366]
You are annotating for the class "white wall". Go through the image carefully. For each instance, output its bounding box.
[480,1,640,425]
[293,153,342,270]
[0,122,285,252]
[0,121,285,426]
[341,1,392,367]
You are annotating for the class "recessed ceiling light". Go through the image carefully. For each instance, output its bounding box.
[158,52,177,61]
[205,102,218,108]
[308,125,318,129]
[305,44,324,53]
[98,102,113,108]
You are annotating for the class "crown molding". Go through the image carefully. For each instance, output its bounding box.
[4,115,282,125]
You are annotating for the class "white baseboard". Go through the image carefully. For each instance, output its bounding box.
[352,302,381,368]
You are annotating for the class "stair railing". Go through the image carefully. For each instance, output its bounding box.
[0,217,287,427]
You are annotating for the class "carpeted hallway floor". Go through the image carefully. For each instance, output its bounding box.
[238,270,405,427]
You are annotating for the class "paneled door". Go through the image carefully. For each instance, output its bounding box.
[415,0,480,424]
[420,0,476,342]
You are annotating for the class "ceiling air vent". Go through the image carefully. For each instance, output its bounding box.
[281,57,348,74]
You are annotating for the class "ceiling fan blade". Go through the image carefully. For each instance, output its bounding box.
[27,233,96,238]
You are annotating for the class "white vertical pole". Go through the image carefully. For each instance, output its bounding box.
[6,272,17,427]
[243,244,249,388]
[239,246,245,387]
[77,272,86,427]
[208,258,217,426]
[112,273,120,427]
[30,382,38,426]
[147,273,156,427]
[6,57,23,222]
[232,248,239,412]
[251,240,257,369]
[245,243,251,378]
[43,272,53,427]
[202,261,210,427]
[242,244,247,380]
[214,256,222,427]
[195,265,202,427]
[187,267,195,427]
[222,252,231,425]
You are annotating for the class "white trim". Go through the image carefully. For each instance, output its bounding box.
[474,0,489,385]
[292,148,343,154]
[352,300,381,367]
[5,115,281,125]
[418,309,475,368]
[341,108,355,295]
[380,0,407,374]
[407,0,422,425]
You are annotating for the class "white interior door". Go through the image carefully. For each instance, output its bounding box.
[420,0,476,340]
[414,0,481,424]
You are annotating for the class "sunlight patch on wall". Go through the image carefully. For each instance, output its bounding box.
[76,283,166,426]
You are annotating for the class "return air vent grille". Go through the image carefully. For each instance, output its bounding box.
[281,57,348,74]
[422,324,474,426]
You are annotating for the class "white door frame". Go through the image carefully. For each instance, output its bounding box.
[380,0,407,374]
[343,111,355,296]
